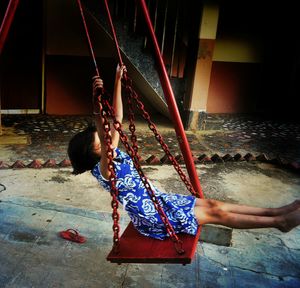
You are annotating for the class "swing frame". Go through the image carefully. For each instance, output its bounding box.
[0,0,205,264]
[76,0,204,264]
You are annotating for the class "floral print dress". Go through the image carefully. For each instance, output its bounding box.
[92,147,198,240]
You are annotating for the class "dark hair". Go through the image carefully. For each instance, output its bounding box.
[68,125,100,175]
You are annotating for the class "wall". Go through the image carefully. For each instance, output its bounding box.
[207,36,262,113]
[207,61,261,113]
[206,0,299,117]
[0,0,42,112]
[205,0,263,114]
[46,56,116,115]
[44,0,118,115]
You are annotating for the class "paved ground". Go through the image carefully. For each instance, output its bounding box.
[1,114,300,165]
[0,114,300,287]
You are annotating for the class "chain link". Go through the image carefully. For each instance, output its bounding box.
[124,77,140,159]
[123,77,199,198]
[99,100,120,252]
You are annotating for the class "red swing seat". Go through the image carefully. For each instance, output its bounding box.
[107,222,202,264]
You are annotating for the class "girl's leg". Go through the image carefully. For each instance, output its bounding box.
[195,198,300,216]
[194,205,300,232]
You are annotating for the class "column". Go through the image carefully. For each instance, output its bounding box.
[184,0,219,130]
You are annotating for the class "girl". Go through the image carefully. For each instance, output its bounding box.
[68,64,300,240]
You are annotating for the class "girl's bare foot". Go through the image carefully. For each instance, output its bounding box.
[274,200,300,215]
[277,208,300,232]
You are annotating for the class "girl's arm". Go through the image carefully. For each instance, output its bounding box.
[111,64,126,147]
[93,64,126,179]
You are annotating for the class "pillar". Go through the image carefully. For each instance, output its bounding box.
[184,0,219,130]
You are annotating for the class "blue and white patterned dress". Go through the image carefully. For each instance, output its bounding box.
[92,147,199,240]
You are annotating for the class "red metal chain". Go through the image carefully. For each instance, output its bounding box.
[95,95,120,252]
[123,78,199,198]
[100,94,184,254]
[124,76,140,160]
[77,0,122,250]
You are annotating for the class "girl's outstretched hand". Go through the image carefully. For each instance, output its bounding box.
[92,76,103,98]
[116,64,127,81]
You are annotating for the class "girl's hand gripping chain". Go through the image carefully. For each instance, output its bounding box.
[92,76,103,115]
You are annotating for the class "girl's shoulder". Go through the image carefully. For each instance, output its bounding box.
[91,147,131,180]
[91,162,110,191]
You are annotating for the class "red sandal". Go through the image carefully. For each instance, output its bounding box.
[59,229,86,244]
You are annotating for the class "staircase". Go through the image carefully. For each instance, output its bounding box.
[81,0,197,118]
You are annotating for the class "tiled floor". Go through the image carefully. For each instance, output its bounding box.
[1,114,300,164]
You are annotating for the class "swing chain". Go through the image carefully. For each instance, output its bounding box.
[99,100,120,252]
[123,78,199,198]
[124,77,140,159]
[174,239,185,255]
[100,95,184,250]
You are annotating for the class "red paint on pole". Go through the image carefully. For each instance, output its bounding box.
[138,0,203,198]
[0,0,20,55]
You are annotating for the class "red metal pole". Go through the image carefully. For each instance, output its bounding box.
[138,0,203,198]
[0,0,20,55]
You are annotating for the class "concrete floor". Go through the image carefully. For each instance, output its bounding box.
[1,162,300,287]
[0,114,300,287]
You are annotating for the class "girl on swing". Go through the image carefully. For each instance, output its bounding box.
[68,64,300,240]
